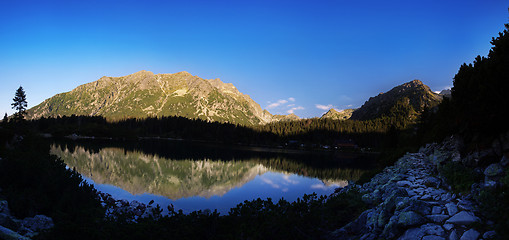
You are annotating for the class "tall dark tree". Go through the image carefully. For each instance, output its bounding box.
[11,86,27,122]
[2,113,7,126]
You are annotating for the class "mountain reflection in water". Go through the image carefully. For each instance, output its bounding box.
[50,139,374,213]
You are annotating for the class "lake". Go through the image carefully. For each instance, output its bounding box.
[49,139,375,214]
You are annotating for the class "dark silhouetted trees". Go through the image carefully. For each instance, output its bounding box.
[11,86,27,122]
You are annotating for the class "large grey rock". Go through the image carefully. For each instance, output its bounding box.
[398,211,425,228]
[420,223,445,236]
[423,236,445,240]
[399,199,431,215]
[398,228,425,240]
[0,213,19,231]
[460,229,480,240]
[382,188,409,212]
[342,209,372,233]
[424,177,441,188]
[432,206,443,215]
[426,214,450,223]
[21,215,54,232]
[397,180,413,187]
[445,203,458,216]
[484,163,504,177]
[443,223,454,231]
[0,200,9,215]
[482,230,496,239]
[362,189,382,205]
[446,211,480,225]
[449,230,459,240]
[381,215,400,239]
[0,225,30,240]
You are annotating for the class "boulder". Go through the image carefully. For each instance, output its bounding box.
[21,215,54,232]
[432,206,443,215]
[398,228,425,240]
[449,230,459,240]
[484,163,504,177]
[398,211,425,228]
[460,229,480,240]
[425,214,450,223]
[0,213,19,231]
[342,209,372,234]
[420,223,445,236]
[424,177,441,188]
[0,200,9,215]
[445,203,458,216]
[482,230,496,239]
[399,199,431,215]
[380,215,400,239]
[0,225,29,240]
[446,211,480,225]
[397,180,413,187]
[443,223,454,231]
[422,236,445,240]
[382,188,409,212]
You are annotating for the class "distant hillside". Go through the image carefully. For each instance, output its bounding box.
[350,80,441,120]
[320,108,355,120]
[272,113,300,122]
[27,70,276,125]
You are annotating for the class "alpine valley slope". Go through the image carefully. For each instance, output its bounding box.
[27,70,275,125]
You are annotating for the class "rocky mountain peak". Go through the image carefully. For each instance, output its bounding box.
[27,71,276,125]
[350,79,441,120]
[320,108,355,120]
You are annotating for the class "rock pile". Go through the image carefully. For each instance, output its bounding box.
[0,199,54,240]
[329,136,504,240]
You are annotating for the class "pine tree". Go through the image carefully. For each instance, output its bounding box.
[2,113,7,126]
[11,86,27,122]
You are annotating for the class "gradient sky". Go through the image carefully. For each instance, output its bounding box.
[1,0,508,118]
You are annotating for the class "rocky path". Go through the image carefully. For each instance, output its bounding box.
[330,148,497,240]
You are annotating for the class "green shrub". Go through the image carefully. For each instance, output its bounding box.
[438,162,480,193]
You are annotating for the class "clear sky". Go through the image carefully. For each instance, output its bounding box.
[1,0,508,118]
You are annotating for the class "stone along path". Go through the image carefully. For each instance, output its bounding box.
[330,151,496,240]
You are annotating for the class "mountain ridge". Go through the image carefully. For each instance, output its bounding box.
[27,70,281,125]
[350,79,441,120]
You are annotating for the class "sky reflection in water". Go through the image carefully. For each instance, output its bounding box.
[51,140,360,214]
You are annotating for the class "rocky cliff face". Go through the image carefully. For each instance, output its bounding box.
[320,108,355,120]
[350,80,441,120]
[27,70,274,125]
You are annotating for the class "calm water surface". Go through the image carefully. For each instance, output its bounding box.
[50,139,374,214]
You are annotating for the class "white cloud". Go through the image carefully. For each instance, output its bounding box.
[260,177,280,189]
[287,106,304,114]
[346,104,353,107]
[267,99,288,109]
[315,104,333,110]
[282,175,298,185]
[288,97,295,102]
[287,104,295,107]
[310,184,328,190]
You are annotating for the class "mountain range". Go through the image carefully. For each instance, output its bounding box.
[27,71,445,125]
[27,70,274,125]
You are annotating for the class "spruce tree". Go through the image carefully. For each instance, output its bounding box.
[11,86,27,122]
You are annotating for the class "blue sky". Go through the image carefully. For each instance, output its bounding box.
[1,0,508,118]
